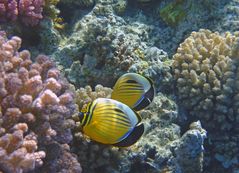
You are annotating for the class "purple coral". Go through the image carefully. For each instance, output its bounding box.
[0,0,44,26]
[0,123,46,173]
[0,31,82,172]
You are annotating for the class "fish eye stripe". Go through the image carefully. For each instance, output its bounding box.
[81,112,89,127]
[86,102,97,125]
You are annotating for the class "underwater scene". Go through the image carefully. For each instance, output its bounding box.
[0,0,238,173]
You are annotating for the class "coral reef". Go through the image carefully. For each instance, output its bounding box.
[60,0,95,8]
[53,0,151,87]
[129,46,173,93]
[73,85,206,173]
[215,0,239,33]
[0,0,45,26]
[0,31,81,172]
[142,0,225,55]
[173,29,239,171]
[112,0,127,16]
[43,0,64,30]
[75,84,112,112]
[1,0,237,172]
[115,94,206,173]
[0,123,45,173]
[159,0,186,27]
[51,0,172,93]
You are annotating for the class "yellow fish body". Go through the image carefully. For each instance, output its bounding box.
[78,98,144,147]
[111,73,155,111]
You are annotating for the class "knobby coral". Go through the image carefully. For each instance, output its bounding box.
[0,31,81,173]
[173,29,239,170]
[75,84,112,112]
[0,0,45,26]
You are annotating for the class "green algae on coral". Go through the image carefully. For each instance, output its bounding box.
[159,0,186,27]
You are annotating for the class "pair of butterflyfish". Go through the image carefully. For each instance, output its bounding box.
[78,73,155,147]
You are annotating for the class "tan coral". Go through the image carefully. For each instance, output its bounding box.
[173,29,239,129]
[76,84,112,112]
[172,29,239,169]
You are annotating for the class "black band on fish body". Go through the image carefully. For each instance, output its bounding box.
[145,77,155,103]
[78,112,84,123]
[126,79,138,84]
[133,77,155,111]
[113,123,144,147]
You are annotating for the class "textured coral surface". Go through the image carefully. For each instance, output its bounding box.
[0,31,81,173]
[0,0,45,26]
[173,29,239,171]
[1,0,238,172]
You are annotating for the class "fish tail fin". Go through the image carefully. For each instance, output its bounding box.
[113,122,144,147]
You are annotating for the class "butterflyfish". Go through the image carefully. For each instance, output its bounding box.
[111,73,155,111]
[78,98,144,147]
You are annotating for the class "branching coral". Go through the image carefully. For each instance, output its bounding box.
[0,0,45,26]
[0,123,45,173]
[0,31,81,172]
[172,29,239,170]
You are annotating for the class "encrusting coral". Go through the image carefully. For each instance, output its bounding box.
[0,31,81,173]
[51,0,173,94]
[173,29,239,171]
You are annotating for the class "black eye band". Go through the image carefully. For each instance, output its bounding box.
[78,112,85,122]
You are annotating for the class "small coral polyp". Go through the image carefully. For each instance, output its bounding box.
[0,0,45,26]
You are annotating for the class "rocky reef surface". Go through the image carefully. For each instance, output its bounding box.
[73,86,206,173]
[0,0,239,173]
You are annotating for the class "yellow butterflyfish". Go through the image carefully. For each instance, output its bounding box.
[111,73,155,111]
[78,98,144,147]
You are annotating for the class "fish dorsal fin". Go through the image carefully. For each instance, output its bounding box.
[113,122,144,147]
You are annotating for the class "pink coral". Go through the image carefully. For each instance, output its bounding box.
[0,0,44,26]
[0,123,46,173]
[0,31,82,172]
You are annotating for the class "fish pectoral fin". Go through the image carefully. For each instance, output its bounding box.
[113,123,144,147]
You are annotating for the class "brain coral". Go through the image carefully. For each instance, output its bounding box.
[173,29,239,170]
[0,31,81,172]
